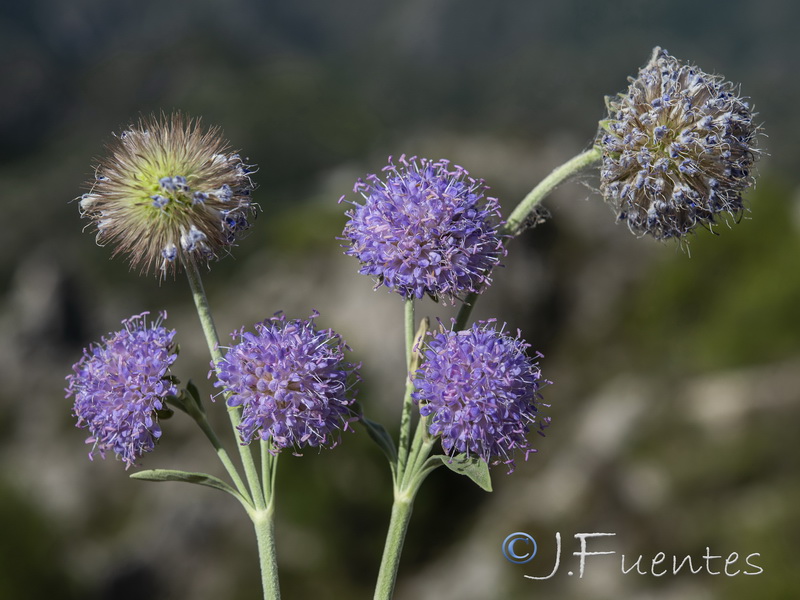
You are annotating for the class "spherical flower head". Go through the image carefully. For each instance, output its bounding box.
[412,320,550,472]
[341,155,506,302]
[66,312,178,469]
[213,312,360,451]
[78,112,257,275]
[597,47,760,240]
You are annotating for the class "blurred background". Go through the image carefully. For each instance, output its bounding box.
[1,0,799,598]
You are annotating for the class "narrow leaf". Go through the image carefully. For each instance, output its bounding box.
[164,393,188,414]
[131,469,240,497]
[155,406,174,420]
[360,417,398,463]
[185,379,206,414]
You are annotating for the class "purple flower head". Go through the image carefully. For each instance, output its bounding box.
[214,312,360,451]
[66,312,178,469]
[412,320,550,472]
[341,155,506,302]
[598,47,760,240]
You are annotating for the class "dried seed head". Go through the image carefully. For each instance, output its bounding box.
[78,113,257,275]
[598,47,760,240]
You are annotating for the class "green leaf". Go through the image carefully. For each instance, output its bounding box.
[598,118,614,133]
[131,469,240,498]
[165,380,206,418]
[155,406,174,420]
[360,417,398,463]
[164,393,188,414]
[184,380,206,414]
[432,453,493,492]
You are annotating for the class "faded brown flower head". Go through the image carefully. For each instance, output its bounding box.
[78,113,257,275]
[597,47,760,240]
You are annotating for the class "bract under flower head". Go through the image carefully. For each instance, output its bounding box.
[412,320,549,472]
[213,312,359,451]
[78,112,257,275]
[66,311,177,469]
[598,47,760,240]
[341,155,505,302]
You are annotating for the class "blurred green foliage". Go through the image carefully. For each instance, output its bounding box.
[627,177,800,372]
[0,482,85,599]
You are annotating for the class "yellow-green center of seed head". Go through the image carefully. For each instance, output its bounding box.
[127,147,202,213]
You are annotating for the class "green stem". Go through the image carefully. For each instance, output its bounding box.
[256,441,280,600]
[396,299,415,477]
[183,259,266,509]
[184,260,280,598]
[374,301,436,599]
[406,420,435,484]
[373,148,604,599]
[503,145,602,237]
[261,440,279,507]
[373,493,414,600]
[192,406,252,502]
[453,291,479,332]
[253,506,281,600]
[404,298,415,368]
[454,146,602,330]
[183,259,225,365]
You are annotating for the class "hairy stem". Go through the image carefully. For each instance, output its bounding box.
[503,145,602,237]
[190,405,252,502]
[253,505,281,600]
[455,146,602,329]
[183,259,265,508]
[183,259,280,597]
[396,299,416,477]
[373,493,414,600]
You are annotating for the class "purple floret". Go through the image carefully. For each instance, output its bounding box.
[66,312,177,469]
[214,312,359,451]
[412,321,550,472]
[342,155,505,302]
